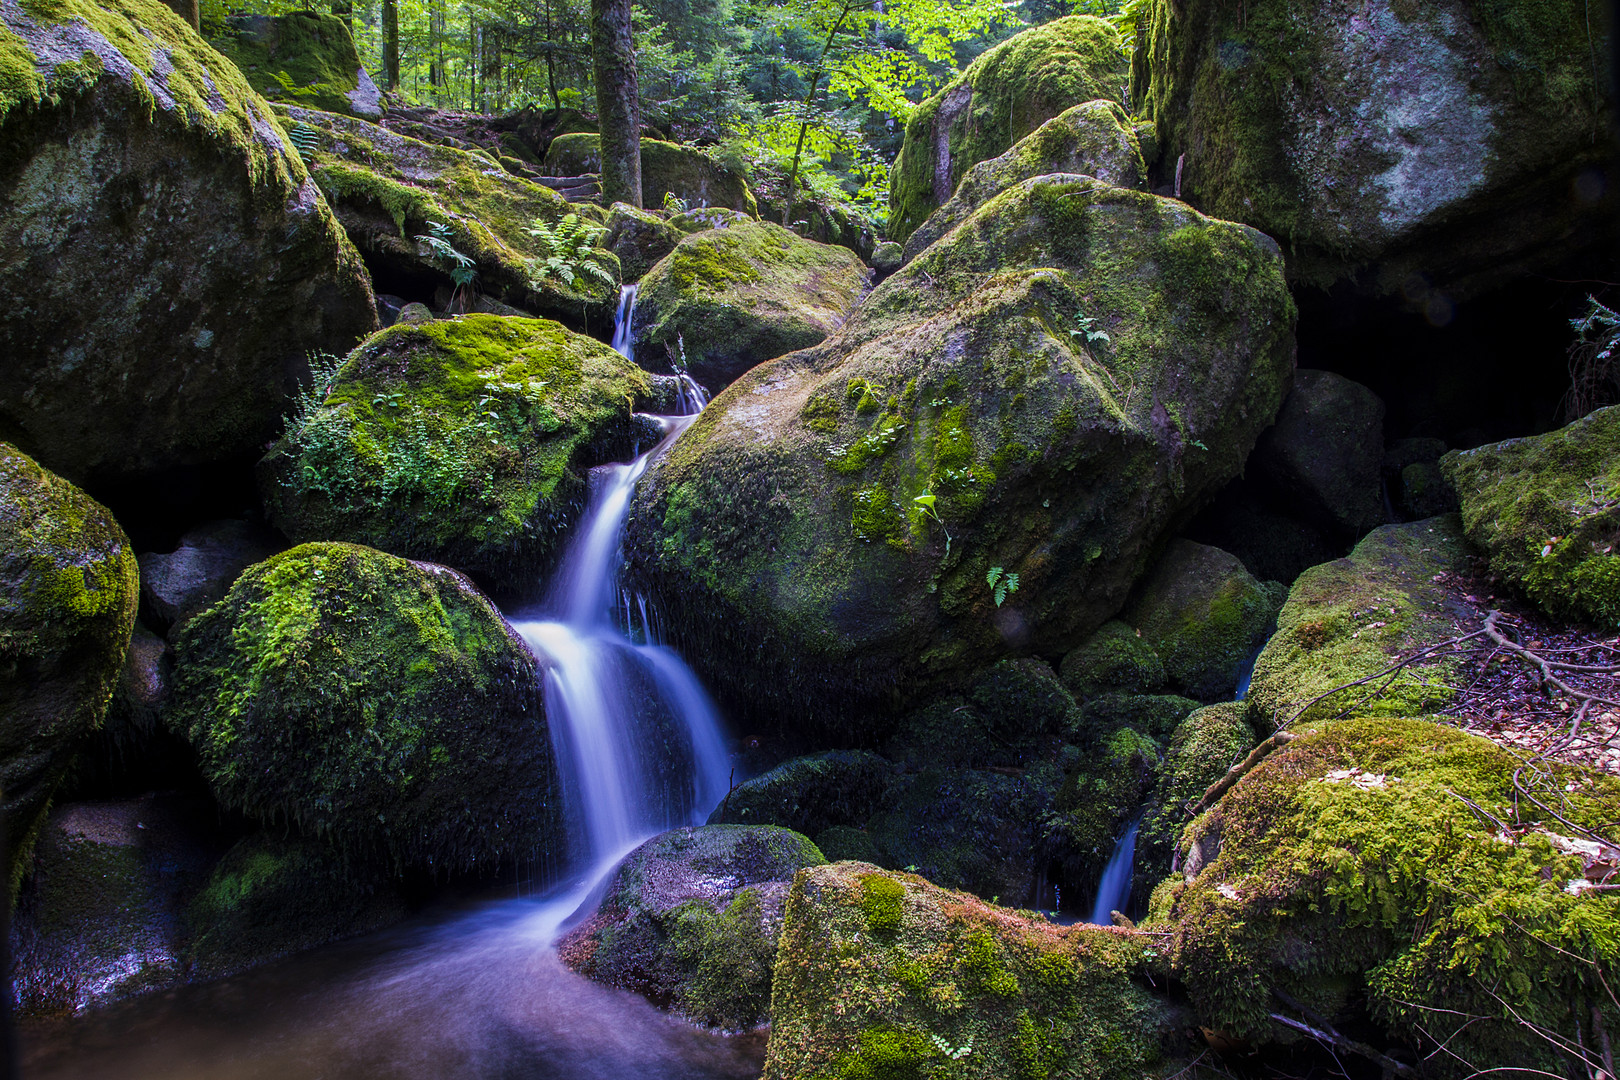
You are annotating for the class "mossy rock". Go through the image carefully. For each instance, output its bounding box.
[888,16,1129,243]
[1441,405,1620,627]
[1153,717,1620,1071]
[558,824,825,1029]
[1134,702,1254,896]
[669,206,753,232]
[186,832,406,980]
[632,220,871,391]
[0,444,139,888]
[1131,0,1618,296]
[1245,516,1476,731]
[1122,539,1285,701]
[1058,620,1167,701]
[1249,369,1386,539]
[1075,693,1199,743]
[624,175,1295,737]
[902,99,1146,262]
[1046,727,1162,889]
[0,0,378,491]
[168,542,559,873]
[260,315,654,597]
[284,105,618,331]
[708,750,896,837]
[764,862,1186,1079]
[968,657,1086,743]
[604,201,683,283]
[544,133,759,217]
[757,191,878,261]
[211,11,381,119]
[814,825,881,864]
[11,796,217,1016]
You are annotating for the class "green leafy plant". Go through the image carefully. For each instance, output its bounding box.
[283,351,346,441]
[1070,310,1111,346]
[662,191,690,215]
[986,566,1019,607]
[1564,294,1620,420]
[525,213,616,295]
[285,121,319,167]
[415,220,478,312]
[912,490,951,559]
[929,1033,973,1061]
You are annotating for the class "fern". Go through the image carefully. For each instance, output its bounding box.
[986,566,1020,607]
[525,213,617,297]
[414,220,479,310]
[662,191,690,215]
[286,122,320,167]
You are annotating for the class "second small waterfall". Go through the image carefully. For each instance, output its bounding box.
[1087,815,1142,925]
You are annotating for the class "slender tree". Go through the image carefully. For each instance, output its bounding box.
[382,0,401,91]
[591,0,642,207]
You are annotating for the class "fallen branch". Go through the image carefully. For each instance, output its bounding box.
[1485,610,1620,712]
[1280,629,1489,729]
[1189,732,1298,816]
[1267,1005,1418,1078]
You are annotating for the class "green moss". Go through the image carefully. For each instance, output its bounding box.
[1442,406,1620,627]
[1136,701,1255,888]
[261,314,651,595]
[0,445,139,892]
[543,133,759,216]
[1058,620,1168,700]
[167,541,558,872]
[209,12,366,116]
[831,1026,934,1080]
[1245,516,1474,731]
[665,887,780,1029]
[709,750,895,836]
[860,873,906,933]
[889,16,1128,243]
[1158,717,1620,1073]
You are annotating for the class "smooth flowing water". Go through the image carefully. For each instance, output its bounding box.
[1087,815,1142,925]
[22,295,748,1079]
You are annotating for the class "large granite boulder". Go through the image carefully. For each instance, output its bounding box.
[0,444,139,886]
[211,10,382,119]
[168,542,559,873]
[902,99,1146,262]
[764,862,1186,1079]
[1442,405,1619,627]
[1153,717,1620,1072]
[1131,0,1618,296]
[632,220,871,391]
[625,174,1295,735]
[0,0,377,492]
[260,315,655,597]
[544,133,759,216]
[888,16,1129,243]
[1250,369,1387,540]
[558,825,825,1030]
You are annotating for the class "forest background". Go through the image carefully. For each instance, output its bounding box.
[201,0,1141,230]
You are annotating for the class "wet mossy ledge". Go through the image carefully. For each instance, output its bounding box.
[625,173,1295,738]
[1131,0,1617,296]
[632,219,872,391]
[0,443,139,891]
[764,862,1184,1079]
[261,313,654,598]
[168,541,560,874]
[0,0,378,492]
[1152,716,1620,1075]
[888,15,1130,244]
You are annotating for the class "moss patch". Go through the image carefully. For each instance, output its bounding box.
[210,11,371,117]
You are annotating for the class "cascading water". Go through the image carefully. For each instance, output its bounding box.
[1087,815,1142,925]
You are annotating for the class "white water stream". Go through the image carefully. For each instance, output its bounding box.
[1087,815,1142,925]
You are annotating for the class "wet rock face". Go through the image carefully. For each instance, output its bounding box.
[1250,369,1387,539]
[626,174,1295,736]
[0,0,378,492]
[0,443,139,887]
[558,825,825,1030]
[168,542,560,873]
[1132,0,1618,297]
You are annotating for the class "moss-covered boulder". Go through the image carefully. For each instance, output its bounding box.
[1075,693,1198,743]
[558,825,824,1029]
[1132,0,1618,296]
[211,11,382,119]
[888,16,1129,243]
[0,0,378,491]
[1250,369,1386,539]
[765,862,1186,1079]
[186,832,406,980]
[758,191,877,260]
[902,99,1146,262]
[1441,405,1619,627]
[284,105,618,329]
[260,315,654,596]
[1058,620,1167,700]
[1122,539,1285,701]
[1135,701,1253,894]
[1153,717,1620,1072]
[168,542,559,872]
[604,201,683,283]
[625,175,1295,734]
[707,750,896,836]
[1244,516,1475,732]
[631,220,871,391]
[0,444,139,886]
[10,797,217,1016]
[544,133,759,216]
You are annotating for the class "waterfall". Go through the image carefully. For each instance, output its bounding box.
[511,288,728,867]
[611,284,638,360]
[1087,815,1142,925]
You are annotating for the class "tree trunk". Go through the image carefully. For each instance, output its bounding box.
[590,0,641,208]
[382,0,400,91]
[163,0,198,32]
